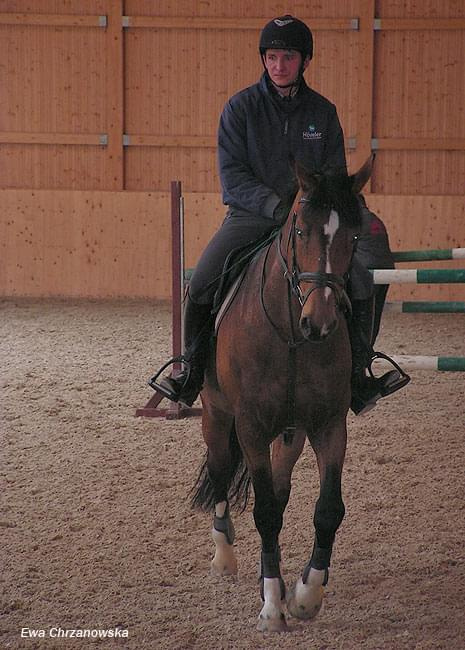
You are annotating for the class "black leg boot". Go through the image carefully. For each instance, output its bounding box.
[149,296,213,407]
[350,297,410,415]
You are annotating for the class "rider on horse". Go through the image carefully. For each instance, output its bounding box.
[152,15,409,415]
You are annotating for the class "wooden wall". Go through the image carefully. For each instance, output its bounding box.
[2,0,464,193]
[1,189,464,301]
[0,189,171,298]
[1,1,464,299]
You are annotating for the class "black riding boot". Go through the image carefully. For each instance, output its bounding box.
[350,297,410,415]
[149,296,213,407]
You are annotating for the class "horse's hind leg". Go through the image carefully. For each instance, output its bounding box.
[287,419,347,621]
[211,500,237,577]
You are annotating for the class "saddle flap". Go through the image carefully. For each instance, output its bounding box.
[211,229,278,332]
[214,267,249,334]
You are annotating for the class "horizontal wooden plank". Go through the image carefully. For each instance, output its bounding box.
[0,132,107,146]
[375,18,465,31]
[123,16,358,31]
[125,134,217,148]
[373,138,465,151]
[124,135,359,149]
[0,13,106,27]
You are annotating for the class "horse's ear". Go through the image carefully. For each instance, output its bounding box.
[351,154,375,194]
[292,156,318,193]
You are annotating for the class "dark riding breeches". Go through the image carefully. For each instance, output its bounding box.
[188,213,278,305]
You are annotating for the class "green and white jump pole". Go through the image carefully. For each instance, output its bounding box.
[372,268,465,284]
[392,247,465,262]
[384,301,465,313]
[373,246,465,370]
[374,355,465,372]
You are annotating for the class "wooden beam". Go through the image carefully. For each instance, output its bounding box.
[124,135,216,148]
[352,0,375,186]
[123,16,358,31]
[105,1,124,189]
[0,132,107,145]
[0,13,106,27]
[375,18,465,31]
[373,138,465,151]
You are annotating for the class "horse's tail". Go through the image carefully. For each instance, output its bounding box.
[190,421,251,513]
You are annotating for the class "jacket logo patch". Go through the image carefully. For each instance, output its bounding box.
[303,124,322,140]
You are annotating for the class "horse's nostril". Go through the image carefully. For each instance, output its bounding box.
[300,318,338,341]
[300,318,319,341]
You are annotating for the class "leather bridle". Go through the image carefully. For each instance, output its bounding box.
[276,199,352,314]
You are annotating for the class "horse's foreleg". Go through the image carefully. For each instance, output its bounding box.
[271,432,306,514]
[247,456,288,632]
[287,421,347,621]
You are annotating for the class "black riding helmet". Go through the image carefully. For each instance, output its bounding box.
[259,15,313,61]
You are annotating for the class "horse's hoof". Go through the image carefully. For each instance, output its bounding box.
[256,612,288,633]
[210,559,237,578]
[286,581,324,620]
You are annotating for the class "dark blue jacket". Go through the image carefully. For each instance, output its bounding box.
[218,73,347,219]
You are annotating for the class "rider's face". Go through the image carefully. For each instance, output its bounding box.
[264,49,309,87]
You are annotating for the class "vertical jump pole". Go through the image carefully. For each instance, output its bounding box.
[135,181,202,419]
[171,180,183,380]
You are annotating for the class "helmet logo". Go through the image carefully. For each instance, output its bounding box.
[274,18,294,27]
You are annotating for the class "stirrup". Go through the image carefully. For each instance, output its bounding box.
[367,352,411,396]
[351,352,411,415]
[148,356,191,400]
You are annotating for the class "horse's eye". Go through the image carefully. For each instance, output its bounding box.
[295,228,304,238]
[352,234,359,244]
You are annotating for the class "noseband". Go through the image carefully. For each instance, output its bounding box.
[277,199,352,314]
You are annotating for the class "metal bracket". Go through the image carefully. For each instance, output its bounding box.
[371,138,379,150]
[122,16,130,28]
[122,134,131,147]
[98,15,107,28]
[350,18,360,30]
[99,134,108,146]
[373,18,382,30]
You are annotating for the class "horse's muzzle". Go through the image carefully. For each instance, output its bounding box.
[299,314,339,341]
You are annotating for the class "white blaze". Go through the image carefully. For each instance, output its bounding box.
[323,210,340,300]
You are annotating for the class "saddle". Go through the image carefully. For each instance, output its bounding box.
[211,229,279,329]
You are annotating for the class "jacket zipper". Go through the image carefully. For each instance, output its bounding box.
[283,118,289,135]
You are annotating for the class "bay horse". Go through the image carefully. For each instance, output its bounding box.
[192,157,373,632]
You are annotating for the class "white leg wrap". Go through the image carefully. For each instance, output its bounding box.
[257,578,288,632]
